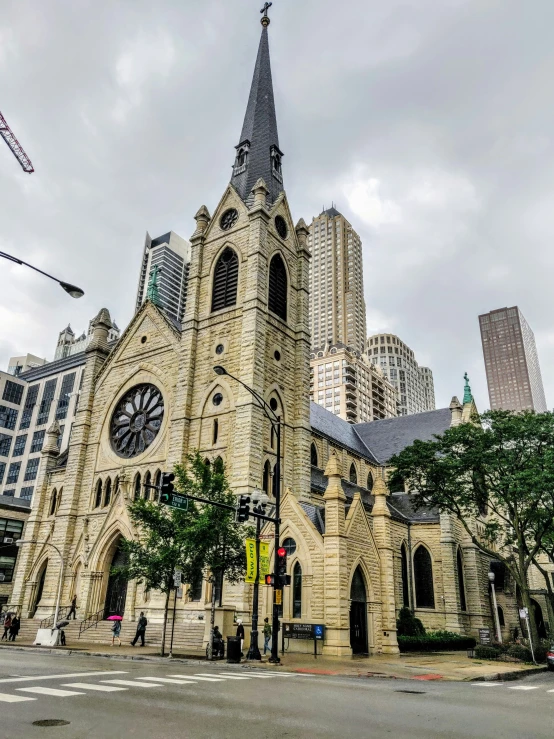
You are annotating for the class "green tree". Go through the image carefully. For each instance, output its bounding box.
[389,409,554,647]
[174,454,251,660]
[114,496,203,656]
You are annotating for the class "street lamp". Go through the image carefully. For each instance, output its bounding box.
[213,365,282,664]
[246,488,269,661]
[488,571,502,644]
[0,250,84,298]
[16,539,65,631]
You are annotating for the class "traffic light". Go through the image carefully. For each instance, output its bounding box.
[265,573,275,586]
[277,546,288,587]
[160,472,175,504]
[236,495,251,522]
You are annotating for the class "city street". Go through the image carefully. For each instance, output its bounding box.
[0,651,552,738]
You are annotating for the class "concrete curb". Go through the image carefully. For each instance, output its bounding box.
[469,665,548,682]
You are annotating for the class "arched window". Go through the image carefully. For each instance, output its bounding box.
[213,419,219,445]
[50,489,58,516]
[414,545,435,609]
[401,543,410,608]
[272,464,278,498]
[103,478,112,507]
[497,605,505,627]
[310,443,318,467]
[143,471,151,501]
[367,472,374,492]
[211,247,239,312]
[263,460,271,496]
[134,473,141,501]
[268,253,287,321]
[153,470,162,502]
[349,463,357,485]
[270,427,275,450]
[94,480,102,508]
[293,562,302,619]
[457,548,467,611]
[114,476,120,495]
[214,456,224,474]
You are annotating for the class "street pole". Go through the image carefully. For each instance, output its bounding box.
[269,418,281,664]
[247,514,262,661]
[488,571,502,644]
[168,587,178,658]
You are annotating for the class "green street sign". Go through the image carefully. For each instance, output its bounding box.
[161,493,189,511]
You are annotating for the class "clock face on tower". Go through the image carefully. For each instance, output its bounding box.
[110,384,164,458]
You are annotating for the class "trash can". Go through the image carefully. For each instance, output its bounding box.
[227,636,241,664]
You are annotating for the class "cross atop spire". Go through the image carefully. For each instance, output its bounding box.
[230,8,283,207]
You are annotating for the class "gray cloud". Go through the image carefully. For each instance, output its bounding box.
[1,0,552,411]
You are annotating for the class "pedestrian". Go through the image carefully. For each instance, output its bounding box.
[263,617,272,655]
[213,626,224,658]
[8,615,20,642]
[67,595,77,620]
[236,618,245,656]
[60,629,66,646]
[111,619,122,647]
[1,613,12,641]
[131,612,147,646]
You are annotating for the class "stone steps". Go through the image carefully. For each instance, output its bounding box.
[16,617,205,650]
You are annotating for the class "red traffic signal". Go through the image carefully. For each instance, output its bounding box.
[265,574,275,586]
[277,547,286,558]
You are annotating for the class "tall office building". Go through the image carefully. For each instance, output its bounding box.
[308,207,367,354]
[54,320,120,361]
[479,306,547,412]
[7,354,47,376]
[135,231,191,323]
[310,343,398,424]
[367,333,436,416]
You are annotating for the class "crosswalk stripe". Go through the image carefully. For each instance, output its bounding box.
[194,673,251,680]
[136,677,197,685]
[237,673,276,678]
[62,683,127,692]
[6,670,128,684]
[547,689,554,693]
[472,683,502,687]
[168,675,224,682]
[101,680,161,688]
[18,687,84,697]
[0,693,37,703]
[508,686,540,691]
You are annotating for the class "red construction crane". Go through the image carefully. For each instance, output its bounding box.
[0,111,34,173]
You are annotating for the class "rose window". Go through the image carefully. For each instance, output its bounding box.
[110,384,164,458]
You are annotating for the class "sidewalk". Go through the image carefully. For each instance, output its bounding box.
[0,640,546,682]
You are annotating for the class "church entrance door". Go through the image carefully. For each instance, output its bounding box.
[104,544,128,619]
[350,567,368,655]
[31,561,48,617]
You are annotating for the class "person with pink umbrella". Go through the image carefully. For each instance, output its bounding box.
[108,615,123,646]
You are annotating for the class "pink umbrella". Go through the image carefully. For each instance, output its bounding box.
[107,615,123,621]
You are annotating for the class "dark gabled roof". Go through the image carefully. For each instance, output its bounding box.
[19,350,87,382]
[387,492,440,523]
[354,408,452,463]
[299,502,325,535]
[310,402,378,463]
[230,23,282,206]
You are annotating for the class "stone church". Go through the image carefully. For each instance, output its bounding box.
[11,12,540,655]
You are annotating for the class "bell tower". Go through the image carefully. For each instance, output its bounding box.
[178,7,311,502]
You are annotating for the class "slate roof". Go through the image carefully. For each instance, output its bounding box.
[310,402,378,462]
[387,493,440,523]
[354,408,452,463]
[230,24,283,206]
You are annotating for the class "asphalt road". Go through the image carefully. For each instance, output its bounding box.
[0,650,552,738]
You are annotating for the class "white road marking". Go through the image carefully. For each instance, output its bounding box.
[547,689,554,693]
[0,693,36,703]
[101,679,162,688]
[62,683,127,692]
[168,675,225,682]
[194,673,252,680]
[136,677,197,685]
[18,687,84,697]
[508,686,540,690]
[472,683,503,687]
[6,670,128,684]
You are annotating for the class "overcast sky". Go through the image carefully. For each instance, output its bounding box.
[1,0,553,411]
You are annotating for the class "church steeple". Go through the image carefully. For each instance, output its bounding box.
[230,6,283,207]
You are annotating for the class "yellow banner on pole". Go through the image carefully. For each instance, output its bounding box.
[245,539,271,584]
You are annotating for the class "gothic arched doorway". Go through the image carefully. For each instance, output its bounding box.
[31,560,48,617]
[531,599,547,639]
[104,542,128,618]
[350,567,368,655]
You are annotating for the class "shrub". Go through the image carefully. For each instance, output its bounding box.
[396,607,426,637]
[507,644,533,662]
[474,645,501,660]
[398,631,476,653]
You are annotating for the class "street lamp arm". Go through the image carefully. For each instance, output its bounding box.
[0,251,84,299]
[215,367,279,426]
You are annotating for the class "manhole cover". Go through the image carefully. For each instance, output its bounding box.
[32,720,70,727]
[395,690,426,694]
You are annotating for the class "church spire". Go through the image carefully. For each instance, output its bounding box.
[230,4,283,207]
